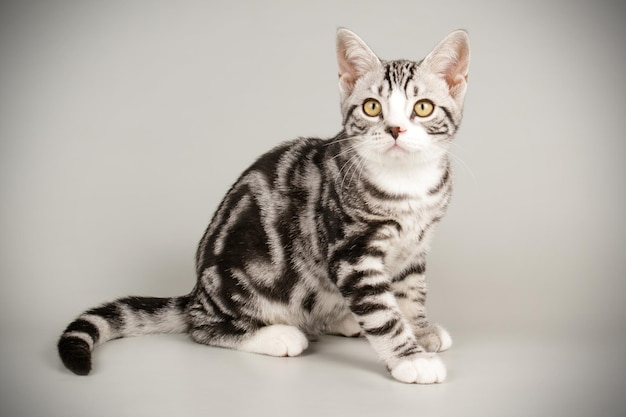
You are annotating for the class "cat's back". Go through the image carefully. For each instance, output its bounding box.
[242,136,329,187]
[195,136,334,275]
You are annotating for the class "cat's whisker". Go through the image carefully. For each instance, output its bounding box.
[349,153,367,189]
[330,142,367,162]
[444,147,476,184]
[325,136,356,146]
[339,152,365,190]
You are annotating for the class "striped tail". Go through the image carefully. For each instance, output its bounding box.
[58,295,191,375]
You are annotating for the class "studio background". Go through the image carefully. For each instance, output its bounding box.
[1,1,624,416]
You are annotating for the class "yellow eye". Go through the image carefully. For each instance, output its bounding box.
[363,99,382,117]
[414,99,435,117]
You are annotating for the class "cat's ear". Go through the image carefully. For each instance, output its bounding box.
[422,30,470,104]
[336,28,382,100]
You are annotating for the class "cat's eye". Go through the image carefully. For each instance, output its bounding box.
[362,99,382,117]
[414,99,435,117]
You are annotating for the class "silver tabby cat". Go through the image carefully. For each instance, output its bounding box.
[58,28,470,384]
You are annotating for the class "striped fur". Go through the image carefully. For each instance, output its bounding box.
[58,28,470,383]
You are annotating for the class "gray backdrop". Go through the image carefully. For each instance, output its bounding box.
[1,1,625,416]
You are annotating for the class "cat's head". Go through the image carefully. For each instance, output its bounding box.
[336,28,470,167]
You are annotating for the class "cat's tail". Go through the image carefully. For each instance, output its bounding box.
[57,295,191,375]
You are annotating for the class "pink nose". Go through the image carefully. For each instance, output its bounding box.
[387,126,406,139]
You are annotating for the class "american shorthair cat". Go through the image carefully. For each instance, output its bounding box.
[58,28,470,384]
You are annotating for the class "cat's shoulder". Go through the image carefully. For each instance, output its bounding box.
[249,137,329,171]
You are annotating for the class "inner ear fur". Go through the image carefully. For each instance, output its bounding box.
[422,30,470,101]
[336,28,382,98]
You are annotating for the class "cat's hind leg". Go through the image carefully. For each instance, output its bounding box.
[190,321,309,357]
[327,313,363,337]
[239,324,309,357]
[188,268,309,357]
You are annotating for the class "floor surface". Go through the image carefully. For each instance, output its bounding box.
[2,323,624,417]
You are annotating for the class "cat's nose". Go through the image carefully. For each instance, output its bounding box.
[386,126,406,140]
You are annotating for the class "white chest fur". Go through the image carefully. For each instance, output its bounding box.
[367,159,449,277]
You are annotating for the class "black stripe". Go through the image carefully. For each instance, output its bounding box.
[250,141,294,185]
[402,62,413,93]
[412,290,427,304]
[362,178,408,201]
[211,186,297,305]
[121,296,171,314]
[191,321,248,339]
[350,301,388,316]
[417,216,442,242]
[343,104,359,125]
[331,232,382,272]
[391,325,405,338]
[331,220,404,281]
[363,316,399,336]
[302,292,317,313]
[391,263,426,283]
[339,269,380,296]
[86,303,123,327]
[175,295,191,311]
[351,282,391,301]
[374,219,402,233]
[397,344,423,358]
[199,287,236,321]
[393,340,410,353]
[395,64,402,86]
[426,123,449,136]
[384,64,392,91]
[440,106,459,130]
[428,169,450,195]
[363,246,386,258]
[347,120,365,134]
[414,313,427,324]
[64,319,100,343]
[196,183,252,272]
[390,64,398,87]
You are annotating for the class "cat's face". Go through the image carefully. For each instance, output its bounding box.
[337,29,470,168]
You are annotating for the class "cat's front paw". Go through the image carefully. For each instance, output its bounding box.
[389,354,446,384]
[415,324,452,352]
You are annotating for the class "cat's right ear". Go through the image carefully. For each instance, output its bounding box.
[336,28,381,100]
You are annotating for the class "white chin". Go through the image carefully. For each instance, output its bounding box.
[387,145,410,155]
[380,147,432,165]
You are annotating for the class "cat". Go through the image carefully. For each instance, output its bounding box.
[58,28,470,384]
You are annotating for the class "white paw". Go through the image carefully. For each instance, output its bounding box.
[436,326,452,352]
[416,325,453,352]
[239,325,309,357]
[390,354,447,384]
[331,314,363,337]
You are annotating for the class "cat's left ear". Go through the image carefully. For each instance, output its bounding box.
[336,28,382,101]
[422,30,470,104]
